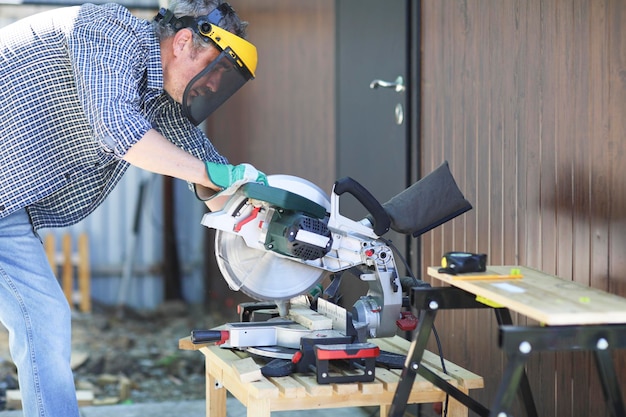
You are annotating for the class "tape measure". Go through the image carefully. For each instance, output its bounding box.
[439,251,487,274]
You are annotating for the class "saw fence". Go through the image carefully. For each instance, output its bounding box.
[179,335,483,417]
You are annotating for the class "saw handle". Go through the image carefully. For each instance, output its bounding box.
[191,329,229,345]
[334,177,390,236]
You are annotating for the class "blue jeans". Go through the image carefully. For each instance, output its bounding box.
[0,209,79,417]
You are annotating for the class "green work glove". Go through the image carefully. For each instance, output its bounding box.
[205,161,268,190]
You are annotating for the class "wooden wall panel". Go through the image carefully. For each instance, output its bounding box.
[607,2,626,417]
[205,0,335,190]
[202,1,335,315]
[608,0,626,297]
[420,0,625,415]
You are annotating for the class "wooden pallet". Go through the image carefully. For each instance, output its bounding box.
[180,335,483,417]
[5,390,94,410]
[43,233,91,313]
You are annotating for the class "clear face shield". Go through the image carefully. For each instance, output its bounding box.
[182,48,251,125]
[154,4,257,125]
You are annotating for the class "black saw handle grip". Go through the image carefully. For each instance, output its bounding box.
[191,329,229,344]
[333,177,390,236]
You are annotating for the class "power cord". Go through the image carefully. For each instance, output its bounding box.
[431,323,450,417]
[380,237,450,417]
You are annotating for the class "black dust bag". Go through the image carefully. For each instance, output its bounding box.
[382,161,472,237]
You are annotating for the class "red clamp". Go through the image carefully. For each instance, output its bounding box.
[396,311,419,331]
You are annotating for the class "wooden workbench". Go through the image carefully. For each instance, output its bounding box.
[427,265,626,325]
[180,335,483,417]
[388,265,626,417]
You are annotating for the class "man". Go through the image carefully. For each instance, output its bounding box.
[0,1,264,415]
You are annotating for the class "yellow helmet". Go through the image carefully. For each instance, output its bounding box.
[155,3,258,125]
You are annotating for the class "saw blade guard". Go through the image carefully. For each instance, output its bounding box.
[206,175,332,301]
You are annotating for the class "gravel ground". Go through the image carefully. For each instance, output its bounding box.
[0,300,231,410]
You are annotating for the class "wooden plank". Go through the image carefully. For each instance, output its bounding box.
[585,1,612,415]
[554,1,585,416]
[607,1,626,416]
[179,336,205,351]
[62,234,73,308]
[373,367,399,391]
[267,376,306,398]
[232,357,262,383]
[246,397,271,417]
[447,388,471,417]
[245,379,281,399]
[6,390,93,409]
[425,357,484,390]
[203,344,246,365]
[44,235,56,275]
[204,346,254,379]
[207,373,227,417]
[291,374,334,397]
[77,390,95,406]
[359,379,383,395]
[428,266,626,325]
[373,336,483,389]
[332,380,359,395]
[70,350,89,370]
[42,233,91,313]
[287,307,333,330]
[202,346,280,404]
[77,233,91,313]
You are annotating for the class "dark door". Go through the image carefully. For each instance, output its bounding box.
[335,0,416,307]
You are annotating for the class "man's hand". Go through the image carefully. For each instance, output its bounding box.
[205,161,268,190]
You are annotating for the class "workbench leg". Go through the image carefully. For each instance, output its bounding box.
[206,363,227,417]
[594,349,626,417]
[246,398,271,417]
[489,352,528,417]
[446,389,469,417]
[494,310,538,417]
[388,308,437,417]
[379,403,390,417]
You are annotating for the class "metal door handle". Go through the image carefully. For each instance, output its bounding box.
[369,76,405,92]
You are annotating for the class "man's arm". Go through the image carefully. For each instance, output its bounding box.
[122,128,216,190]
[122,128,232,211]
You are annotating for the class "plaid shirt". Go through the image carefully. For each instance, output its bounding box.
[0,3,227,230]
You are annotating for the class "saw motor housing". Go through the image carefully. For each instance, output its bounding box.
[264,210,333,261]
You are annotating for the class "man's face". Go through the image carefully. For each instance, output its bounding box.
[185,57,233,100]
[163,30,222,103]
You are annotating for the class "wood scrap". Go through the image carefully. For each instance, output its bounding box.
[232,357,263,382]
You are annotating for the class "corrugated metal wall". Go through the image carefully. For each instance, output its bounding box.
[39,167,208,310]
[1,3,209,311]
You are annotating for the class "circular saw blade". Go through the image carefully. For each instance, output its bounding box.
[215,231,327,301]
[214,174,331,302]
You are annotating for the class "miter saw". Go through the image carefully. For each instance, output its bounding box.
[192,161,472,381]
